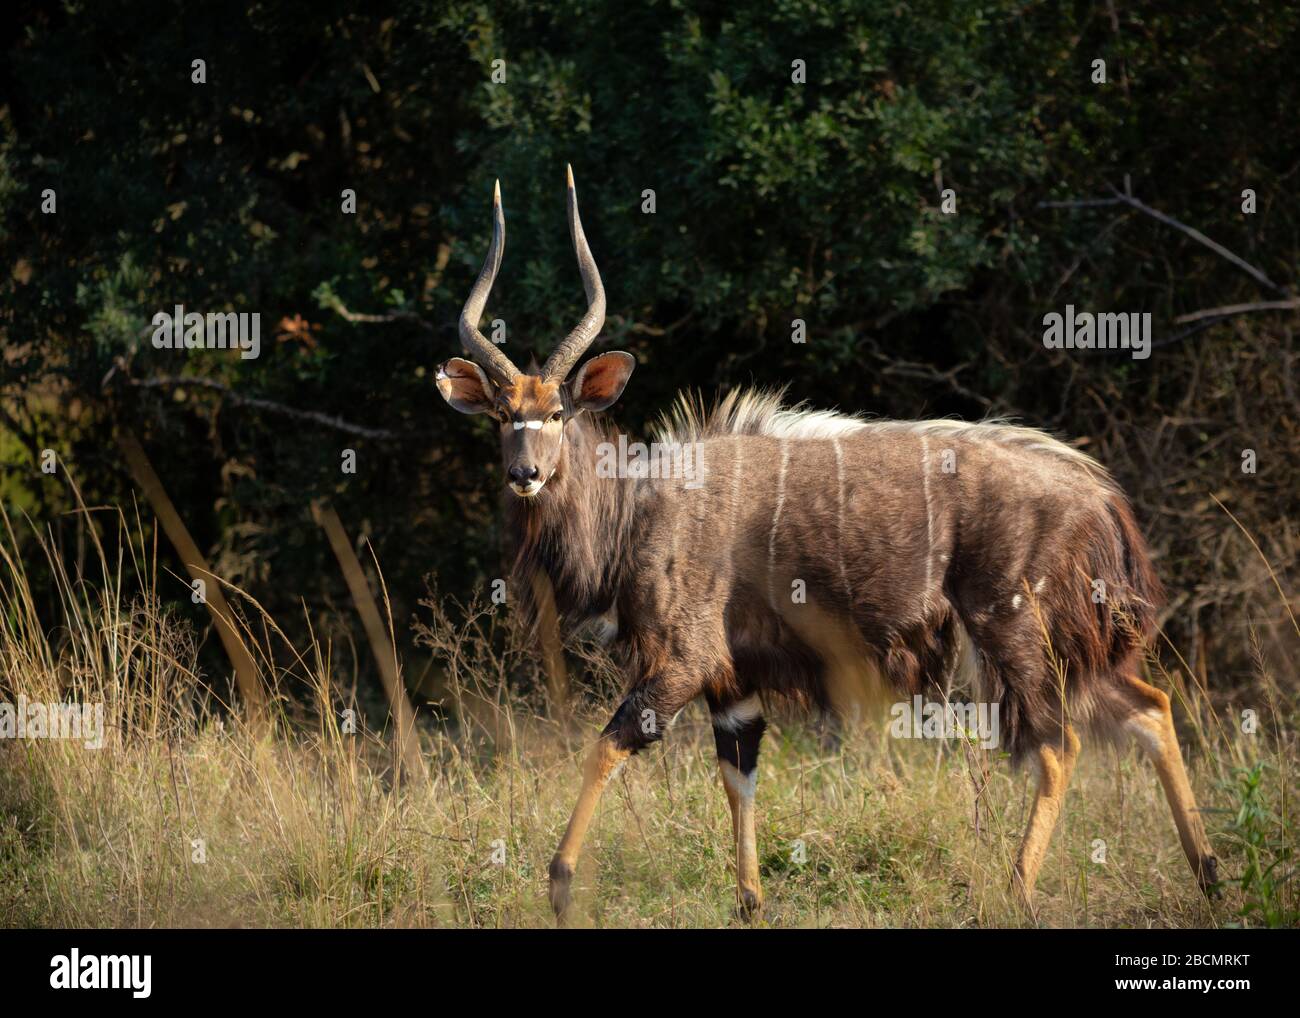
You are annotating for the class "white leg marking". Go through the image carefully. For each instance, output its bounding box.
[720,760,757,801]
[1125,709,1166,758]
[712,693,763,733]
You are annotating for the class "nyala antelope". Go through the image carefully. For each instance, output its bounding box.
[437,167,1218,921]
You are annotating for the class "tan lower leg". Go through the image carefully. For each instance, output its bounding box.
[1013,726,1080,906]
[549,736,630,918]
[1123,678,1217,889]
[720,761,762,915]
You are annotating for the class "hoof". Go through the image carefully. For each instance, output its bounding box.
[1199,855,1221,898]
[548,856,574,922]
[1011,873,1039,919]
[735,887,764,922]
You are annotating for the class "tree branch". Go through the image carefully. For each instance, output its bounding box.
[1037,198,1129,210]
[1104,185,1291,297]
[319,293,437,332]
[1038,185,1291,298]
[126,376,400,441]
[1173,299,1300,325]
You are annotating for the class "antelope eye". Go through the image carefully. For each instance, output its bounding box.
[551,411,563,423]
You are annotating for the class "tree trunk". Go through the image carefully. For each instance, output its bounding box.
[117,428,267,720]
[312,499,426,783]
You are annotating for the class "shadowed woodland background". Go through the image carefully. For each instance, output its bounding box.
[3,0,1298,719]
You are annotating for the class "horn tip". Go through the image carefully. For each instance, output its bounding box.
[493,179,501,205]
[565,163,574,189]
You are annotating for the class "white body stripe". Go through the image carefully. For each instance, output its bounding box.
[831,436,852,604]
[767,440,789,609]
[920,435,935,594]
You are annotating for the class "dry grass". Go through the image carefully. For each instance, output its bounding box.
[0,500,1296,929]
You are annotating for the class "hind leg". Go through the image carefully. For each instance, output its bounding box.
[1119,675,1218,893]
[709,694,767,919]
[1013,725,1081,907]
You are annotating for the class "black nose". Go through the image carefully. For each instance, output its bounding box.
[509,464,539,484]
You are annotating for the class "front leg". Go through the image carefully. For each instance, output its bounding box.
[548,685,691,922]
[548,733,631,919]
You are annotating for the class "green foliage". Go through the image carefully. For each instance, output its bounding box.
[1225,762,1297,928]
[2,1,1298,694]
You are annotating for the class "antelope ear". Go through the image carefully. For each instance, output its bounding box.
[436,358,496,415]
[569,351,635,412]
